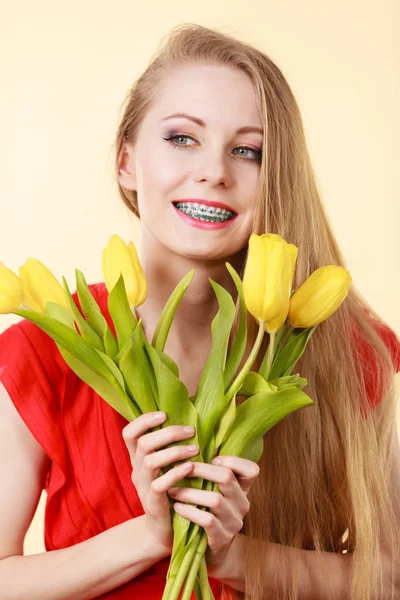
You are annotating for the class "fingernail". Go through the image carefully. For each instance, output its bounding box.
[153,412,166,422]
[183,462,193,470]
[187,445,198,452]
[183,426,195,434]
[212,458,222,465]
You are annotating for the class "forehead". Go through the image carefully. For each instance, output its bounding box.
[147,64,263,131]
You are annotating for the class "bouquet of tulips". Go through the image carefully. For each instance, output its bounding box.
[0,233,352,599]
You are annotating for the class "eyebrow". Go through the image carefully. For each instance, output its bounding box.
[161,112,263,135]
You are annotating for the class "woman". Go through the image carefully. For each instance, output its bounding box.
[0,23,399,600]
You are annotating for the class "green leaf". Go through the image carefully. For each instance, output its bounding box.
[56,343,139,422]
[108,274,137,351]
[45,302,75,328]
[268,326,317,380]
[119,321,158,414]
[61,276,104,352]
[214,391,237,449]
[94,348,127,392]
[104,325,119,357]
[155,349,179,378]
[76,269,119,357]
[269,374,308,390]
[238,371,277,396]
[223,262,247,392]
[14,309,118,380]
[219,387,316,458]
[145,343,201,460]
[242,436,264,463]
[13,308,139,422]
[152,269,195,352]
[193,279,236,459]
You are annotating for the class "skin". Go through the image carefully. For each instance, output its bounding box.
[118,64,263,571]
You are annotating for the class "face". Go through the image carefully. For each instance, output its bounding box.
[118,64,263,261]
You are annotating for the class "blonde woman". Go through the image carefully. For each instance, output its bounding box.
[0,24,399,600]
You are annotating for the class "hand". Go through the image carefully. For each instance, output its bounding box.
[167,455,260,571]
[121,411,199,553]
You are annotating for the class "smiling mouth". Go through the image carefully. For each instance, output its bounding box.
[173,202,235,222]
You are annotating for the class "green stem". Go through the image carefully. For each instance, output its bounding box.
[181,531,210,600]
[279,324,295,350]
[264,330,276,380]
[225,319,265,402]
[162,530,203,600]
[199,555,215,599]
[194,575,203,599]
[169,483,216,599]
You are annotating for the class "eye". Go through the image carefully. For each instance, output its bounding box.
[162,134,262,163]
[163,134,196,148]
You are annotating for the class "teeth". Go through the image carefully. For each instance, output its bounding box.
[175,202,234,222]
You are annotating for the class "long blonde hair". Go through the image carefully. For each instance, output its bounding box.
[113,24,399,600]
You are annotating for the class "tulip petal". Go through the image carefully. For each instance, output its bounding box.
[128,242,148,306]
[0,262,24,313]
[244,234,298,333]
[243,234,266,319]
[20,259,67,313]
[289,266,352,328]
[102,234,147,309]
[19,265,43,312]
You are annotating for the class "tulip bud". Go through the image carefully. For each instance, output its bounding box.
[243,234,298,333]
[288,265,352,328]
[0,261,24,314]
[19,259,68,313]
[102,234,147,308]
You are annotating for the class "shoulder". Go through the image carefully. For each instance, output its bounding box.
[352,309,400,409]
[354,310,400,373]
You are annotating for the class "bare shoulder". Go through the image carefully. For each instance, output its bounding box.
[0,381,50,559]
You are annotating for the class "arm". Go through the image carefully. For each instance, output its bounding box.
[207,533,353,599]
[0,382,170,600]
[0,517,170,600]
[208,423,400,599]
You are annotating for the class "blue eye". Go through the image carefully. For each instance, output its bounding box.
[162,134,262,163]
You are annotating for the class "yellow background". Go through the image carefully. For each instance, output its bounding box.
[0,1,398,555]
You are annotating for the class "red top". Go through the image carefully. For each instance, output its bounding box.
[0,282,399,599]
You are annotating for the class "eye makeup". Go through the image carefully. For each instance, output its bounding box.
[162,132,262,163]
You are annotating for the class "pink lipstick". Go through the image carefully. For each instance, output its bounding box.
[172,199,238,230]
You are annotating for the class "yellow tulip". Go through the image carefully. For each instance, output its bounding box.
[243,233,298,333]
[0,261,24,314]
[102,234,147,307]
[19,259,68,313]
[288,265,352,328]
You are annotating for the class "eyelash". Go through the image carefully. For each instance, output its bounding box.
[162,134,262,163]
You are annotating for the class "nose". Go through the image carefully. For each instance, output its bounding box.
[194,148,233,188]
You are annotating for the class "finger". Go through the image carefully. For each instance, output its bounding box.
[135,425,195,470]
[211,456,260,494]
[124,418,195,469]
[142,443,199,473]
[186,463,250,516]
[150,461,194,496]
[168,487,243,533]
[173,502,232,550]
[122,412,167,461]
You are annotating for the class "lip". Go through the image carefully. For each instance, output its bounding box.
[172,198,237,215]
[172,204,238,230]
